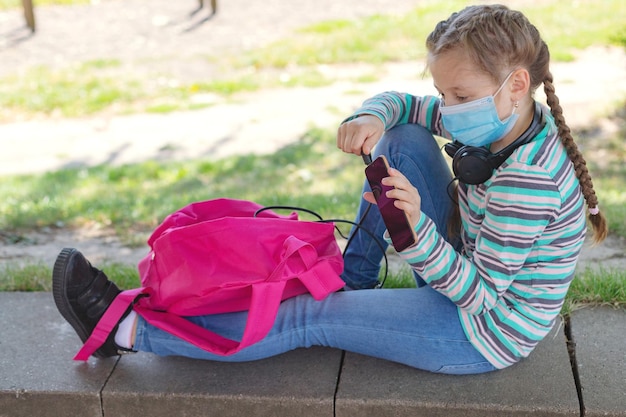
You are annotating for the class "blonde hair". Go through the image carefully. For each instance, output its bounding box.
[427,4,607,243]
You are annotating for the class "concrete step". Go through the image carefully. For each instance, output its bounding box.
[570,307,626,417]
[336,322,578,417]
[1,293,624,417]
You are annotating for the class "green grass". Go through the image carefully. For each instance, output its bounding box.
[0,127,364,245]
[0,263,52,291]
[520,0,626,61]
[582,102,626,238]
[1,0,625,119]
[238,0,626,68]
[0,261,140,291]
[0,62,143,118]
[562,268,626,314]
[594,178,626,238]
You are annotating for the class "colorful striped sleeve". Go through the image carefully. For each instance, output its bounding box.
[399,163,561,315]
[346,92,448,137]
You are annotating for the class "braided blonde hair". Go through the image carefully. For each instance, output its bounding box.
[427,4,607,243]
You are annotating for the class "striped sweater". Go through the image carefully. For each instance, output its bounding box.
[353,93,586,368]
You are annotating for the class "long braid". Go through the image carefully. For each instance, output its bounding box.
[543,73,608,243]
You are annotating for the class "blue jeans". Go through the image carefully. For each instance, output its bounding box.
[135,287,494,374]
[133,125,496,374]
[342,123,461,289]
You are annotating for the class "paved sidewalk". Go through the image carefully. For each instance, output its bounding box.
[570,308,626,416]
[1,292,624,417]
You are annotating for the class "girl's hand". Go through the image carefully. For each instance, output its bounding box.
[337,115,385,156]
[363,167,422,228]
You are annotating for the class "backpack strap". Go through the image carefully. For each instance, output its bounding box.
[134,280,286,356]
[73,287,148,361]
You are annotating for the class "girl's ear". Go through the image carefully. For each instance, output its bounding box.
[509,68,531,101]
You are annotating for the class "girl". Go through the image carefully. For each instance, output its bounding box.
[53,4,607,374]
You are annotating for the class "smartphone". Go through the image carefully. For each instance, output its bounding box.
[365,155,417,252]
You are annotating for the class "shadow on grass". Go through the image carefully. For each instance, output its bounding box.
[2,97,625,244]
[0,127,365,245]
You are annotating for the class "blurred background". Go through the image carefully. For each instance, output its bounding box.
[0,0,625,297]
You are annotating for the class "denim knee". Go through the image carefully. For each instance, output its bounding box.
[374,124,456,241]
[375,124,443,164]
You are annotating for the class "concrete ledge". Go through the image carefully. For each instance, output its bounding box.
[0,292,117,417]
[336,319,578,417]
[103,348,342,417]
[0,292,342,417]
[4,293,623,417]
[571,307,626,417]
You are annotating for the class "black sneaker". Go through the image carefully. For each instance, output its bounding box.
[52,248,130,358]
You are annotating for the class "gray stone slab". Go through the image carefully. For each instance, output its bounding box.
[570,307,626,417]
[103,347,343,417]
[336,317,579,417]
[0,292,117,417]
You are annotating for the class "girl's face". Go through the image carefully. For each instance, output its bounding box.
[429,48,512,120]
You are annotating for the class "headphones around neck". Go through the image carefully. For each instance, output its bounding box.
[443,102,545,185]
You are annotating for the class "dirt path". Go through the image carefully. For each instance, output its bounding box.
[0,0,625,271]
[0,0,420,77]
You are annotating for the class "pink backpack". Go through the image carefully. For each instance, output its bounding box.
[74,198,345,360]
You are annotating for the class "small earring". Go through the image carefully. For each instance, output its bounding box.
[514,101,520,108]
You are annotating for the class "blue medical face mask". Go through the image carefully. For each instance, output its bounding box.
[439,73,519,147]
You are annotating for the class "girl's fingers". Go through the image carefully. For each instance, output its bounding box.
[363,191,377,205]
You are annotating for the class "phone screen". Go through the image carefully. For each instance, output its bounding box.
[365,156,417,252]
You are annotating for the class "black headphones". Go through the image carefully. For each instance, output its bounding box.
[444,102,545,185]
